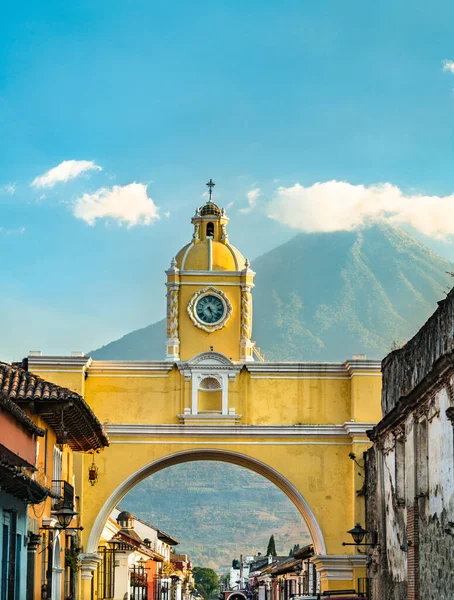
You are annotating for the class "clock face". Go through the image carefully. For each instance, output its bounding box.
[195,294,225,324]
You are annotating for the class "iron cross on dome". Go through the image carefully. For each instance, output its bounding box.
[206,178,215,202]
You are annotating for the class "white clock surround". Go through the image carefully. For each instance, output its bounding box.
[187,286,233,333]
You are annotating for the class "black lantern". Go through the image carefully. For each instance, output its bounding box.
[342,522,377,547]
[51,506,78,529]
[88,454,98,486]
[56,408,68,449]
[348,523,368,544]
[56,429,68,448]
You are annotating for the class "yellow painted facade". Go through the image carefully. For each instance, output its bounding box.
[30,196,382,595]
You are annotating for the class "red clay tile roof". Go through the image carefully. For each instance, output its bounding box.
[0,362,109,452]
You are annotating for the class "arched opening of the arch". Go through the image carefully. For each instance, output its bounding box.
[86,449,326,556]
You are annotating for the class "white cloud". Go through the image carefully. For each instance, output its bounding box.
[267,180,454,238]
[0,226,25,235]
[442,59,454,74]
[72,182,160,227]
[31,160,102,188]
[239,188,261,214]
[2,183,17,195]
[164,210,171,218]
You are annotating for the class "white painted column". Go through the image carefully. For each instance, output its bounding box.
[221,374,229,415]
[191,375,198,415]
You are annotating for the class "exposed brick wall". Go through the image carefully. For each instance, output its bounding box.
[365,447,407,600]
[407,505,419,600]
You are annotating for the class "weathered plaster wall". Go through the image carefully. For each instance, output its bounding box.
[418,383,454,599]
[366,444,407,600]
[381,289,454,414]
[368,365,454,600]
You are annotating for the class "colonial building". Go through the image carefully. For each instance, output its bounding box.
[365,287,454,600]
[0,360,108,600]
[249,546,318,600]
[0,369,54,600]
[95,508,188,600]
[27,186,382,597]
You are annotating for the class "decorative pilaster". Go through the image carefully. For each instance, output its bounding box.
[240,283,254,362]
[79,552,102,580]
[166,257,180,361]
[311,555,366,591]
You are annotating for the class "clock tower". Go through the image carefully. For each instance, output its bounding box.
[165,180,255,362]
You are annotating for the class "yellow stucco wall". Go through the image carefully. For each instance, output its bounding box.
[30,359,380,554]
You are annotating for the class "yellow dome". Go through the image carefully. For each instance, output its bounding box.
[175,240,245,271]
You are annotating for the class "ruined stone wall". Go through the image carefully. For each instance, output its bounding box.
[419,510,454,600]
[381,287,454,414]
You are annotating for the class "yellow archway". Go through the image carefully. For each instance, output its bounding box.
[30,195,382,595]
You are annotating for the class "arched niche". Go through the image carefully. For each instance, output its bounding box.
[198,375,222,412]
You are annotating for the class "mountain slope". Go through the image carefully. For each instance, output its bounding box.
[122,461,310,572]
[90,223,452,361]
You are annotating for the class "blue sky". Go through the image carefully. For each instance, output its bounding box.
[2,0,454,360]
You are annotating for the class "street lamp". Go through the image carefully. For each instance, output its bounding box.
[138,558,147,571]
[342,523,377,547]
[51,506,78,530]
[293,564,302,576]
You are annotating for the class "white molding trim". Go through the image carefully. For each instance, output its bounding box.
[311,555,365,581]
[344,421,376,435]
[29,357,382,377]
[179,270,245,276]
[88,374,170,379]
[109,440,354,446]
[246,361,381,374]
[86,448,327,555]
[170,281,244,286]
[179,242,195,270]
[225,243,240,270]
[188,351,233,366]
[106,422,375,438]
[88,361,174,373]
[28,356,92,369]
[250,375,350,380]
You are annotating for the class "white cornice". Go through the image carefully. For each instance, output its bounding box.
[246,361,381,375]
[106,422,375,439]
[28,356,92,369]
[88,361,174,373]
[28,357,382,377]
[179,270,250,277]
[344,421,376,435]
